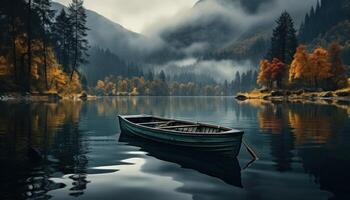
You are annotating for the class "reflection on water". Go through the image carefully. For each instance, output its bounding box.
[119,133,242,188]
[0,97,349,200]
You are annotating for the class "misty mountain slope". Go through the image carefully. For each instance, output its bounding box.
[212,32,270,64]
[195,0,274,14]
[52,2,149,61]
[157,0,317,61]
[85,47,142,85]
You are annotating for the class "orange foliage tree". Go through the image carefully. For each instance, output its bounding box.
[257,59,272,89]
[309,48,332,88]
[328,43,348,89]
[257,58,287,89]
[270,58,287,89]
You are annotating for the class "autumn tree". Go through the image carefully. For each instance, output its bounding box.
[289,44,347,90]
[270,58,288,88]
[289,45,310,86]
[327,42,348,89]
[257,59,272,89]
[309,48,332,88]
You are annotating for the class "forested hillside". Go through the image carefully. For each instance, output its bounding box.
[299,0,350,66]
[0,0,89,95]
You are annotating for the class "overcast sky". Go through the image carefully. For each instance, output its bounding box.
[53,0,198,33]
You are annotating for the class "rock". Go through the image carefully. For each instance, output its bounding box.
[310,94,317,100]
[285,91,291,96]
[293,90,304,95]
[79,92,88,100]
[260,88,269,93]
[271,90,284,96]
[303,88,314,92]
[235,95,247,101]
[335,91,350,97]
[45,93,62,101]
[263,95,270,100]
[320,92,333,98]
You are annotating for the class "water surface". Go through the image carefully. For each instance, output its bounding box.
[0,97,349,200]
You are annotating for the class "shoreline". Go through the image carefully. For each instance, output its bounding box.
[235,89,350,102]
[0,92,97,102]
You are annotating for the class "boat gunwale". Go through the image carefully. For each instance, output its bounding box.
[118,115,243,136]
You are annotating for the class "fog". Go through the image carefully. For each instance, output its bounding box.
[55,0,319,81]
[154,58,256,82]
[145,0,318,39]
[140,0,318,80]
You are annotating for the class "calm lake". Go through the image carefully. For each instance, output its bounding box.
[0,97,349,200]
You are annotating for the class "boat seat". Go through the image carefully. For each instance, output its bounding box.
[160,125,199,129]
[138,121,173,125]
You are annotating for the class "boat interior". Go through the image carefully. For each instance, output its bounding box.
[126,116,230,133]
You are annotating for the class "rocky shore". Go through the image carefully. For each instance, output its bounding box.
[236,88,350,102]
[0,92,95,102]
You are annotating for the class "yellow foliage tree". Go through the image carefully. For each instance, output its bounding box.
[289,45,310,84]
[0,56,9,76]
[289,45,341,89]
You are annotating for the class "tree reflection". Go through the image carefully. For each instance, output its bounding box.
[246,99,350,198]
[0,101,88,199]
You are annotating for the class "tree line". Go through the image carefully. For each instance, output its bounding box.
[256,11,348,91]
[0,0,89,94]
[299,0,350,43]
[93,69,257,96]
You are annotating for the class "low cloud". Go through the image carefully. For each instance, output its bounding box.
[143,0,318,49]
[155,58,256,82]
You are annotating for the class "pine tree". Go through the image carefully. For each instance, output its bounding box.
[233,71,241,92]
[147,70,154,81]
[299,0,349,43]
[267,11,298,64]
[33,0,54,89]
[68,0,89,80]
[53,9,72,72]
[159,70,166,82]
[26,0,33,92]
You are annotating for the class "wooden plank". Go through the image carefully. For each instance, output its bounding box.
[160,125,199,129]
[138,121,173,125]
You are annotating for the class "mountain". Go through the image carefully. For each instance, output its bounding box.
[159,0,315,63]
[85,47,142,85]
[299,0,350,65]
[52,2,149,61]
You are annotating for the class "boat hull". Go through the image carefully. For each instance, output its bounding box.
[118,116,244,157]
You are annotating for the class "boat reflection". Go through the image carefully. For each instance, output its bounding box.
[118,132,242,188]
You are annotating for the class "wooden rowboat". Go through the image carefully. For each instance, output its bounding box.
[118,115,244,157]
